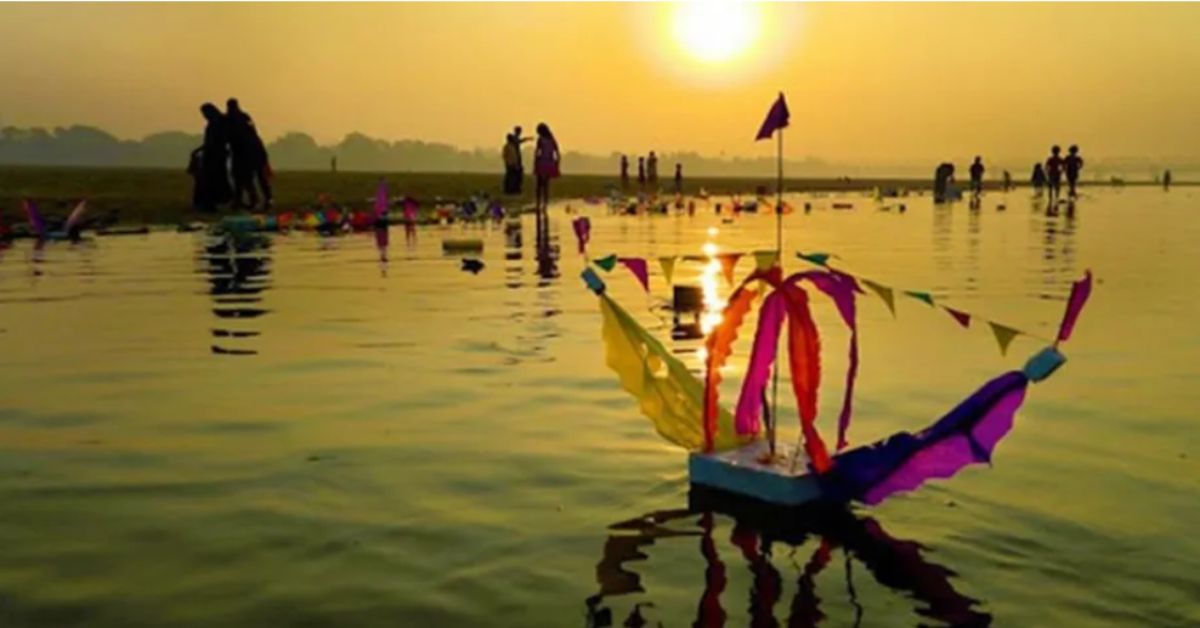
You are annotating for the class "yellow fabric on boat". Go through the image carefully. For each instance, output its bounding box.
[598,293,746,452]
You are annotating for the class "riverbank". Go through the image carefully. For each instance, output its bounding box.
[0,165,1180,227]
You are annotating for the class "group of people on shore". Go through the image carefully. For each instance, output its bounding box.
[501,124,561,213]
[618,153,684,193]
[191,99,272,212]
[934,145,1085,204]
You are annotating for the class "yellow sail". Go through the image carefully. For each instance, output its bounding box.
[598,293,748,452]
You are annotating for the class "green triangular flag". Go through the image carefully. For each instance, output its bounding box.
[862,279,895,316]
[988,322,1020,355]
[594,254,618,272]
[753,250,779,271]
[659,256,677,285]
[797,251,831,266]
[904,290,935,306]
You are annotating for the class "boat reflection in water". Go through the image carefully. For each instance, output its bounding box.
[585,488,991,627]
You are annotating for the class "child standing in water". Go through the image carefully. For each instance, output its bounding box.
[1031,163,1047,194]
[1046,145,1064,198]
[533,123,560,215]
[1064,145,1084,198]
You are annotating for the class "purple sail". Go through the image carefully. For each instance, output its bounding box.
[821,371,1029,505]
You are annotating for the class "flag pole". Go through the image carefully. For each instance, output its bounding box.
[768,118,783,458]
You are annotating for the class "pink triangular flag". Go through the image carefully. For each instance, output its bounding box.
[618,257,649,292]
[945,306,971,329]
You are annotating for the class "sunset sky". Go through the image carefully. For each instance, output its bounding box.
[1,2,1198,165]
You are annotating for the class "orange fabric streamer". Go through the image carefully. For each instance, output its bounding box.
[702,284,758,451]
[781,283,830,472]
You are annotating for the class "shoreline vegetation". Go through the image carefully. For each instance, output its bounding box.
[0,165,1185,228]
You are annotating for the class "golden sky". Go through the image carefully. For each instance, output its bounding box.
[1,2,1198,164]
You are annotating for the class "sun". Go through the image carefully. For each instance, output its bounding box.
[671,1,762,65]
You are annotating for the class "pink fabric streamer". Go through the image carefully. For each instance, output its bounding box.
[796,271,861,451]
[22,199,45,238]
[1056,270,1093,343]
[618,257,649,292]
[734,292,787,435]
[374,181,389,219]
[572,217,591,254]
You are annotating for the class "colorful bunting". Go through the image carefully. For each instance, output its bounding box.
[797,252,831,267]
[989,322,1020,355]
[904,290,935,306]
[717,253,743,286]
[1056,270,1093,343]
[594,254,618,272]
[659,256,677,285]
[753,250,779,272]
[861,279,896,316]
[945,307,972,328]
[618,257,650,292]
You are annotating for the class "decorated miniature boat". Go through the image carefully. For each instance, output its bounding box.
[580,261,1091,508]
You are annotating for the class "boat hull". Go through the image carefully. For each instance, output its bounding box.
[688,440,826,507]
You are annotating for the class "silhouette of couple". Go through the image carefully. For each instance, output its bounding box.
[191,99,272,211]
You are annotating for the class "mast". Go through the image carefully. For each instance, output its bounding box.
[768,123,783,457]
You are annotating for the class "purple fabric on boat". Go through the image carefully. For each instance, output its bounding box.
[734,292,787,435]
[23,199,45,238]
[820,371,1029,505]
[1057,270,1092,343]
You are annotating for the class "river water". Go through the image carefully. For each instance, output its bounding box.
[0,187,1196,627]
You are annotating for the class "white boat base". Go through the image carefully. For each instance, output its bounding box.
[688,440,826,507]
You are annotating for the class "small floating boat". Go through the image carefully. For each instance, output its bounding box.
[96,225,150,236]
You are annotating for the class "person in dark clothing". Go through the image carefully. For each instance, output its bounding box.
[1031,163,1047,194]
[226,99,272,209]
[193,103,232,211]
[1045,145,1064,199]
[1164,169,1173,190]
[647,151,659,186]
[1002,170,1012,191]
[620,155,629,190]
[1064,145,1084,198]
[933,162,955,203]
[502,126,531,196]
[637,157,646,188]
[674,163,683,194]
[969,156,985,196]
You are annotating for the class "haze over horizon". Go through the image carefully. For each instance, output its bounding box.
[2,2,1199,170]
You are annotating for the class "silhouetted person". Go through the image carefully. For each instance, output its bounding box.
[331,156,337,173]
[503,126,531,196]
[226,99,272,209]
[192,103,232,211]
[933,162,955,203]
[674,163,683,194]
[637,157,646,187]
[1046,145,1064,198]
[533,122,560,215]
[1064,145,1084,198]
[1031,163,1047,194]
[1003,170,1012,191]
[619,155,629,190]
[647,151,659,186]
[969,156,985,196]
[1164,169,1172,190]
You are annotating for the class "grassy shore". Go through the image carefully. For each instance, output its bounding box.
[0,165,1177,227]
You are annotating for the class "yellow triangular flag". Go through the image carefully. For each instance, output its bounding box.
[753,250,779,272]
[659,256,677,285]
[861,279,895,316]
[988,322,1020,355]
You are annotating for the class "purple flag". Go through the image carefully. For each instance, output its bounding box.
[22,199,45,238]
[618,257,649,292]
[1056,270,1093,343]
[755,93,790,141]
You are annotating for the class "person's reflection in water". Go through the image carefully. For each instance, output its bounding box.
[204,232,272,356]
[535,205,559,283]
[586,496,991,627]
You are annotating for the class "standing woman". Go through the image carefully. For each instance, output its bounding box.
[533,123,560,214]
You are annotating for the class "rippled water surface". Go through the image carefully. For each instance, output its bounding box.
[1,188,1198,627]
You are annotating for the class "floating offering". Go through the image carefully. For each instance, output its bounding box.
[443,238,483,254]
[580,262,1092,507]
[96,226,150,236]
